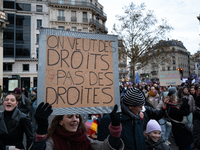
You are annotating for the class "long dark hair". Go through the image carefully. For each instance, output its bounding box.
[47,115,86,139]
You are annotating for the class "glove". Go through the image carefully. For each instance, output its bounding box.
[110,105,120,126]
[34,102,53,134]
[182,97,189,103]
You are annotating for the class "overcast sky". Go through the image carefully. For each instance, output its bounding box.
[100,0,200,55]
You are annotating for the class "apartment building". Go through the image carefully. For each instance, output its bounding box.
[48,0,107,33]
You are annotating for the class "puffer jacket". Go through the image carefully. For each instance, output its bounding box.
[193,107,200,149]
[98,102,146,150]
[0,108,34,149]
[145,136,171,150]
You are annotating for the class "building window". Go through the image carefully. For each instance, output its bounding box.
[36,47,39,58]
[4,1,15,9]
[16,3,31,11]
[173,66,176,70]
[83,12,88,22]
[36,5,42,12]
[82,0,86,5]
[71,11,77,22]
[58,0,64,4]
[71,0,75,5]
[71,27,76,31]
[83,28,88,32]
[58,10,65,21]
[36,64,38,71]
[123,74,126,78]
[173,60,176,65]
[36,34,39,44]
[162,67,165,71]
[162,61,165,65]
[58,26,64,30]
[37,19,42,29]
[168,67,170,71]
[3,63,12,71]
[23,64,29,71]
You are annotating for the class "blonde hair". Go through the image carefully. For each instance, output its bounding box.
[169,95,176,102]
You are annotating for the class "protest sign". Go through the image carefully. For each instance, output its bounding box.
[158,71,181,86]
[37,28,119,115]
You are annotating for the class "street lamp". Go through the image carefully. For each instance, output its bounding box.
[95,12,100,33]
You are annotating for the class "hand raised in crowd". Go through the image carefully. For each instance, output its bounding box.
[110,105,120,126]
[139,111,144,119]
[34,102,53,135]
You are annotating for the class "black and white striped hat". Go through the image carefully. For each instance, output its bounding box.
[123,88,145,106]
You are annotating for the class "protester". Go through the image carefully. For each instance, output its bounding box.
[190,87,197,101]
[178,86,195,113]
[33,103,124,150]
[166,93,193,150]
[156,90,172,146]
[145,119,171,150]
[98,88,146,150]
[0,93,34,149]
[13,87,30,114]
[145,86,160,108]
[193,100,200,149]
[21,87,28,98]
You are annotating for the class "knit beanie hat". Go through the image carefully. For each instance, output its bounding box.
[168,87,177,96]
[146,119,161,134]
[123,88,145,106]
[13,87,22,94]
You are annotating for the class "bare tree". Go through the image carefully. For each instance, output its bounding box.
[113,3,173,82]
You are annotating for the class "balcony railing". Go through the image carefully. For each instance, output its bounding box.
[82,18,88,23]
[49,0,107,18]
[118,62,127,67]
[71,17,77,22]
[89,18,108,32]
[57,16,65,21]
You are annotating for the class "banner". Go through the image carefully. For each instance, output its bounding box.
[38,28,119,115]
[158,71,181,86]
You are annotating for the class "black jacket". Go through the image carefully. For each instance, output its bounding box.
[0,108,34,149]
[167,101,193,148]
[142,106,165,130]
[145,136,171,150]
[98,102,146,150]
[193,108,200,149]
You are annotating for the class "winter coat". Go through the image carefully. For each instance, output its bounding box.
[145,136,171,150]
[145,93,160,109]
[142,106,165,130]
[0,108,34,149]
[18,94,30,114]
[166,101,193,148]
[98,102,146,150]
[33,135,124,150]
[193,108,200,149]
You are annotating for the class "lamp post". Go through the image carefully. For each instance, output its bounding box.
[95,12,99,33]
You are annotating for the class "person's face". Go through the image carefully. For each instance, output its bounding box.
[172,96,178,104]
[3,95,18,111]
[22,87,25,91]
[183,88,188,94]
[148,130,161,142]
[59,115,80,132]
[128,105,143,115]
[150,87,155,93]
[190,88,195,94]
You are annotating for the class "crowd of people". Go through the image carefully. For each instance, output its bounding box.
[0,81,200,149]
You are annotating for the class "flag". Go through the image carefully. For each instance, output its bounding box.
[135,72,140,84]
[194,63,199,68]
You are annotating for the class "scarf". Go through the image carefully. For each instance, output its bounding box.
[148,91,157,97]
[52,127,94,150]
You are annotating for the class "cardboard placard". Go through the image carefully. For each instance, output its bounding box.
[158,71,181,86]
[38,28,119,115]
